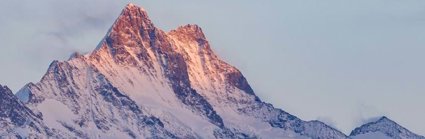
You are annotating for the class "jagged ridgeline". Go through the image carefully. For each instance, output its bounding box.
[0,3,423,139]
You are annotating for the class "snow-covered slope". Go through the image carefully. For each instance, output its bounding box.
[350,116,425,139]
[0,85,71,138]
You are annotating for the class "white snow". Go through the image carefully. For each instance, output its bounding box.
[88,46,219,138]
[14,127,29,138]
[351,132,392,139]
[37,99,77,130]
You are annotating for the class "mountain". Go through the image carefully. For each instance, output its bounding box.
[0,3,422,139]
[0,85,70,138]
[350,116,425,139]
[10,3,346,139]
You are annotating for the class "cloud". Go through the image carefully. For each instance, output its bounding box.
[316,116,338,130]
[352,103,386,128]
[360,116,382,124]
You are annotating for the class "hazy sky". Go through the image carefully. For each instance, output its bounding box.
[1,0,424,135]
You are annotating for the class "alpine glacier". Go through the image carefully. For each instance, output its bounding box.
[0,3,422,139]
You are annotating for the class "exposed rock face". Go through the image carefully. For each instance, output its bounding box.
[0,85,32,127]
[350,116,425,139]
[0,85,68,138]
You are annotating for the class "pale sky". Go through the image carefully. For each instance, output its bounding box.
[0,0,424,135]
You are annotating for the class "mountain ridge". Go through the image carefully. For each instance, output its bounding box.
[0,3,421,139]
[350,116,425,139]
[13,3,346,138]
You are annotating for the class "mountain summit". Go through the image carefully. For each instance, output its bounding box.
[350,116,425,139]
[11,3,346,138]
[0,3,421,139]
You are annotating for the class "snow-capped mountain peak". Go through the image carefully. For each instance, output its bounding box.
[350,116,425,139]
[125,3,140,9]
[3,3,424,139]
[11,3,350,138]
